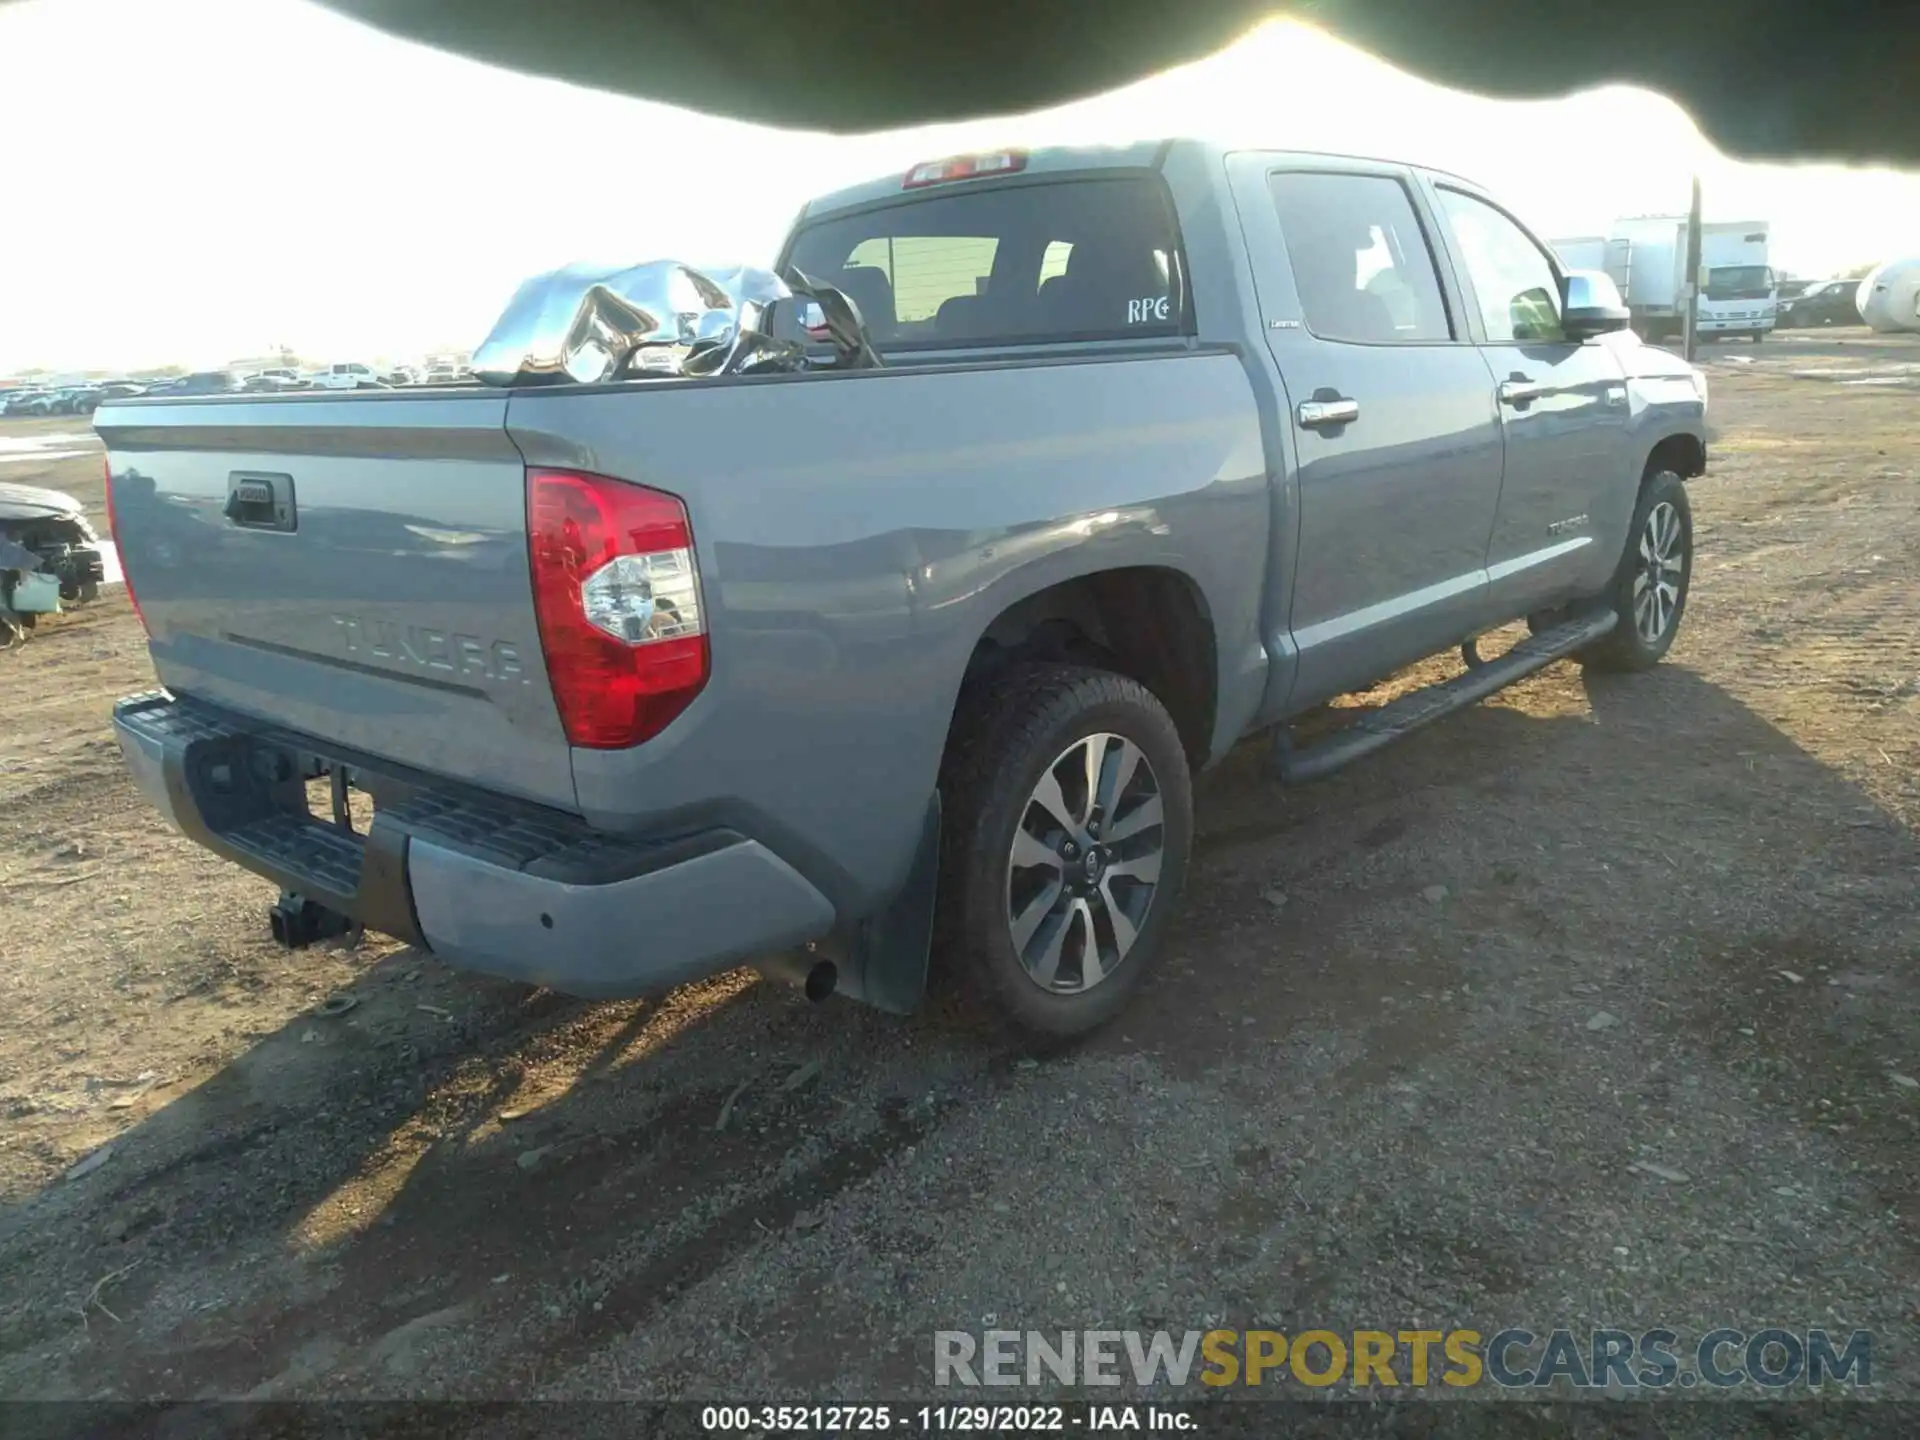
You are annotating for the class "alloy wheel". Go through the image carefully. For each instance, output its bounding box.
[1632,500,1685,643]
[1005,731,1165,994]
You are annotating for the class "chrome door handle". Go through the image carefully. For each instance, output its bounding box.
[1297,398,1360,428]
[1499,379,1548,405]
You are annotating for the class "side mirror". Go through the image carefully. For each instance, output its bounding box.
[1561,269,1631,341]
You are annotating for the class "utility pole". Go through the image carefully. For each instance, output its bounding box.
[1682,174,1703,362]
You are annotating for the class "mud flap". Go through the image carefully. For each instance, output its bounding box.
[822,791,941,1015]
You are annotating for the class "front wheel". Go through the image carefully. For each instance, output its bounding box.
[1576,469,1693,672]
[934,665,1193,1041]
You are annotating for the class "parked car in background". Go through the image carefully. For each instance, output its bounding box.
[241,368,306,391]
[3,386,102,416]
[4,389,58,416]
[98,382,151,402]
[312,362,388,390]
[384,365,421,386]
[1778,278,1863,328]
[166,371,247,396]
[100,140,1710,1041]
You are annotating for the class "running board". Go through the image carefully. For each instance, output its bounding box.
[1275,609,1617,785]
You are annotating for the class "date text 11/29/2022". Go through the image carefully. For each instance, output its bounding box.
[700,1404,1193,1432]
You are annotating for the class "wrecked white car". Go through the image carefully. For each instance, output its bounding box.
[0,481,107,645]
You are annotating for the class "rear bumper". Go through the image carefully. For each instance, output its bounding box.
[112,690,835,998]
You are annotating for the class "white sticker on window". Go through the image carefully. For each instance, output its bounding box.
[1127,295,1172,324]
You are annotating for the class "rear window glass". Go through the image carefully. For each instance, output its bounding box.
[785,176,1188,350]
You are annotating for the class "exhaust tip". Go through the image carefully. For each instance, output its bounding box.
[755,953,839,1002]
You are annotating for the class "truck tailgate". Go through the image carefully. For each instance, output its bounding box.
[96,394,576,811]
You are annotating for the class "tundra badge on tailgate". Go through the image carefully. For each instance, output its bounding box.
[330,614,530,684]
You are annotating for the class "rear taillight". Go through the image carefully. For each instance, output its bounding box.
[526,468,708,748]
[103,457,147,634]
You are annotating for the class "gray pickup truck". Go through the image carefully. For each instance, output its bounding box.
[100,140,1707,1039]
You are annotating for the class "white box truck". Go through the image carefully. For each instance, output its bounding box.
[1551,235,1611,271]
[1611,216,1776,344]
[1551,235,1636,299]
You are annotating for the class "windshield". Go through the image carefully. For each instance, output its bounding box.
[1705,265,1773,297]
[784,175,1188,351]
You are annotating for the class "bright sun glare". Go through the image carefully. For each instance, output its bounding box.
[2,0,1916,373]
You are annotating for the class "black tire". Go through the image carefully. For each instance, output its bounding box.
[1750,331,1765,344]
[934,663,1193,1041]
[1574,469,1693,672]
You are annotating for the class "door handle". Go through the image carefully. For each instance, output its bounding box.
[1498,379,1548,405]
[1297,397,1360,429]
[224,471,298,532]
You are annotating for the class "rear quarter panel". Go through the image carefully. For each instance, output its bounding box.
[507,351,1269,916]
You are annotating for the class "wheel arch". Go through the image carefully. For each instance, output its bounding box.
[1646,430,1707,482]
[952,565,1219,771]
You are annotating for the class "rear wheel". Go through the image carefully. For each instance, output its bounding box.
[934,664,1193,1040]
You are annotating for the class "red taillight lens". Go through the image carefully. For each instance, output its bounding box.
[103,457,147,634]
[526,468,709,748]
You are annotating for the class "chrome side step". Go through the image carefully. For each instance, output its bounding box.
[1275,609,1617,785]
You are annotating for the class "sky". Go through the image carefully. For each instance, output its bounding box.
[2,0,1918,374]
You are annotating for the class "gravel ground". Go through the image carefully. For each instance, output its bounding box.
[1,333,1916,1431]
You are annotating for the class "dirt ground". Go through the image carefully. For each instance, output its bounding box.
[1,333,1917,1421]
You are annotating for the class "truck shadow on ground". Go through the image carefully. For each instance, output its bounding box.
[8,659,1916,1405]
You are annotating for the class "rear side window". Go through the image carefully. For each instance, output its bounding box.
[1269,172,1452,344]
[786,176,1188,349]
